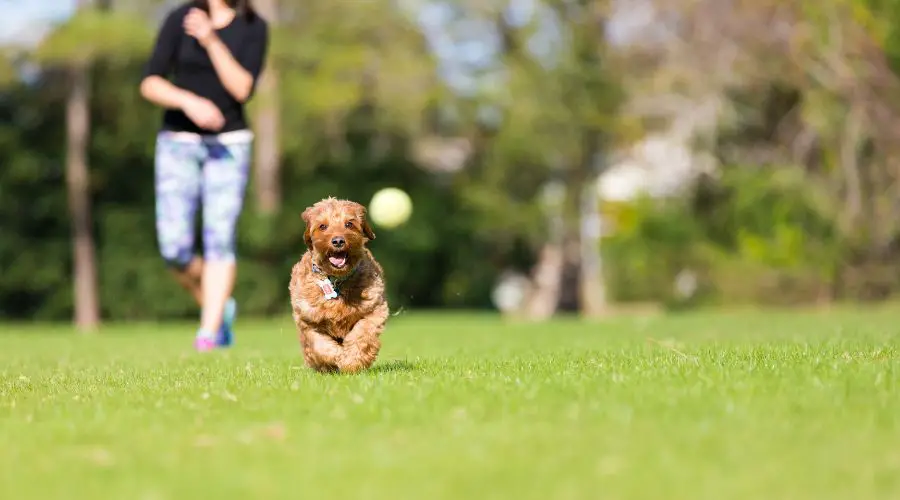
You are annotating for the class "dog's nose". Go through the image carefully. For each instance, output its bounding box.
[331,236,345,248]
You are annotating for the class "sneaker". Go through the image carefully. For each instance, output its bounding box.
[217,297,237,347]
[194,335,217,352]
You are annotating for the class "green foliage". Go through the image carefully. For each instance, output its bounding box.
[0,59,509,320]
[602,196,712,307]
[0,78,71,319]
[0,50,18,87]
[34,10,155,64]
[603,166,845,307]
[10,0,900,321]
[856,0,900,69]
[0,0,530,320]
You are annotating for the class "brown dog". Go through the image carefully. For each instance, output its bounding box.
[288,197,389,373]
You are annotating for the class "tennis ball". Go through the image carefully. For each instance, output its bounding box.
[369,188,412,228]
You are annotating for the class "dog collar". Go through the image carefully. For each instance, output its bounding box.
[311,262,358,299]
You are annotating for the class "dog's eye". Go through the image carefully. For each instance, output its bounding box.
[318,224,327,231]
[344,221,353,229]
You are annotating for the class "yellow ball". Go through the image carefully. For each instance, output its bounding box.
[369,188,412,228]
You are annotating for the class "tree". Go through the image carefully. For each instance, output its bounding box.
[444,0,622,319]
[36,0,154,330]
[65,0,100,332]
[252,0,282,215]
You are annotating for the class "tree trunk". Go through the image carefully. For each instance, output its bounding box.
[580,172,607,317]
[523,182,566,320]
[66,61,100,332]
[841,104,863,233]
[523,244,565,320]
[560,162,584,313]
[252,0,281,215]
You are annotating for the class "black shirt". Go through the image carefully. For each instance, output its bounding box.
[142,1,268,134]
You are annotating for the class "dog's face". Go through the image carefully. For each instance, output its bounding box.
[301,197,376,276]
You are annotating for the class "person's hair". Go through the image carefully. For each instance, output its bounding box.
[196,0,256,20]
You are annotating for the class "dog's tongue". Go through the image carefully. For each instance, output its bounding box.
[329,254,347,268]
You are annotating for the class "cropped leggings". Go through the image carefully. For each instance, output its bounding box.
[154,131,251,269]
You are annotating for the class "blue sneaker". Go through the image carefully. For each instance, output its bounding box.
[217,297,237,347]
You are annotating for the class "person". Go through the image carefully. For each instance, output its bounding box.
[139,0,269,351]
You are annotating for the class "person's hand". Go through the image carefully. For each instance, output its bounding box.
[181,95,225,131]
[184,8,216,47]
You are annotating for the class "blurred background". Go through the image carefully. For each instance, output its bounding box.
[3,0,900,330]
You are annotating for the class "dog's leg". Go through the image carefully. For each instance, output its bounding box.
[336,302,389,373]
[298,325,342,372]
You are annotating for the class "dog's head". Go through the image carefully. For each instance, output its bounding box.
[301,197,376,276]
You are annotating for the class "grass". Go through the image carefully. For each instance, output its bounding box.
[1,307,899,499]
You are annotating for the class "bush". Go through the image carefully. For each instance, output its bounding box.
[602,166,844,308]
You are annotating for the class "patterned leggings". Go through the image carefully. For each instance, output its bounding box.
[154,131,252,268]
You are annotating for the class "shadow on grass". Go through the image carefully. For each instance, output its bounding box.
[312,359,419,377]
[369,359,419,374]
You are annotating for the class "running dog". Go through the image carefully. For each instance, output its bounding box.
[288,197,388,373]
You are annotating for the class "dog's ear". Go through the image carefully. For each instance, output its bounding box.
[301,206,314,248]
[361,217,376,241]
[349,202,376,240]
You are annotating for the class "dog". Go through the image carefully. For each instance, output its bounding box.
[288,197,389,373]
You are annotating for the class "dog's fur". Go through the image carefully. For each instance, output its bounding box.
[288,197,388,373]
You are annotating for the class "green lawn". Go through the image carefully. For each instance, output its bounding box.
[1,308,899,499]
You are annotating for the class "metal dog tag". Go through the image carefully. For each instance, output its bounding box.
[317,279,338,299]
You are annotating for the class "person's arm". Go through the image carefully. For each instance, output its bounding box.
[139,8,195,110]
[140,7,225,131]
[185,9,268,103]
[141,77,196,110]
[202,38,255,103]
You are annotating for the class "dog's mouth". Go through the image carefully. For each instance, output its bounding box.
[327,251,349,269]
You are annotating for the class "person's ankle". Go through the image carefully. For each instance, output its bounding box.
[196,328,217,340]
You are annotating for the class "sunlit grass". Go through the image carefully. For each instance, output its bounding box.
[1,308,899,499]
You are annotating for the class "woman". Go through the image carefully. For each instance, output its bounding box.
[140,0,268,351]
